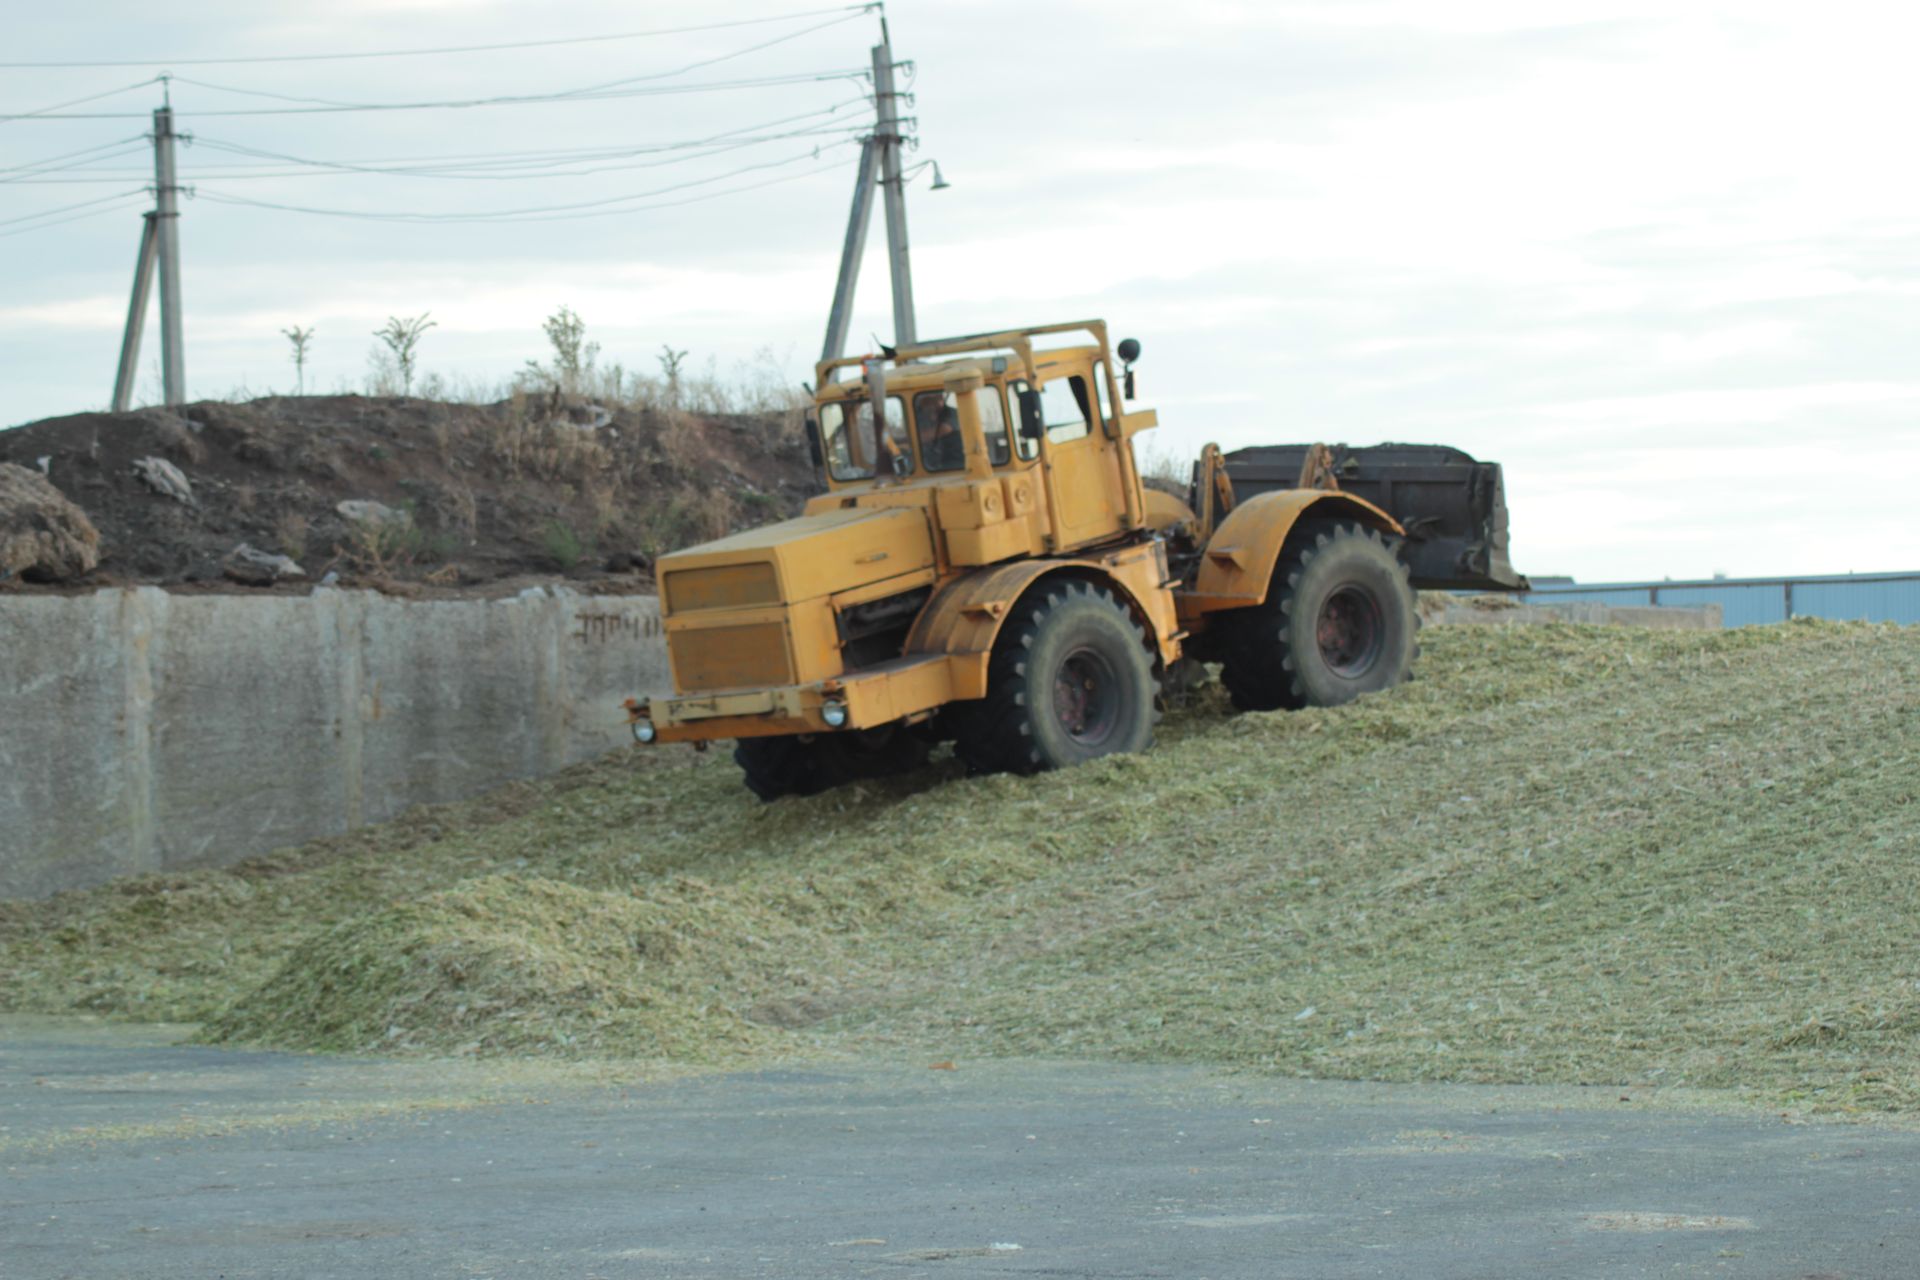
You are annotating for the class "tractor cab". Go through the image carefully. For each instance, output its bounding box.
[805,321,1159,559]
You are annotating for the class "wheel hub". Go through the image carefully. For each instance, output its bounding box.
[1053,646,1121,745]
[1316,584,1384,677]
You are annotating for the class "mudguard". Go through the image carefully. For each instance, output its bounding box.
[1184,490,1402,612]
[906,547,1180,699]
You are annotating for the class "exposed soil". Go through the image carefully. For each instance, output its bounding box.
[0,394,815,594]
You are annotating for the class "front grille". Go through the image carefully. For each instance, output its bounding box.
[664,562,779,613]
[670,621,793,691]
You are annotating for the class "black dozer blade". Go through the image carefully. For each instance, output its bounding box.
[1221,443,1529,592]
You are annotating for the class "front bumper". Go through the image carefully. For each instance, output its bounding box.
[627,652,959,744]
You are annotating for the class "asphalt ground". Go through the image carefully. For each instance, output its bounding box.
[2,1018,1914,1279]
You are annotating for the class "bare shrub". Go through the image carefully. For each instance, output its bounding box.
[542,518,590,570]
[656,344,689,409]
[282,325,314,395]
[151,417,206,465]
[372,313,436,395]
[426,412,459,469]
[729,345,807,415]
[655,408,704,473]
[1135,444,1192,498]
[274,511,309,561]
[436,480,479,540]
[521,306,601,396]
[695,487,735,541]
[582,479,619,540]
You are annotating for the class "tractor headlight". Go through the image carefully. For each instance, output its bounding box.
[631,720,657,744]
[821,700,849,728]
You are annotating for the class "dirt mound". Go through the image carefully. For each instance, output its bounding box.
[0,463,100,582]
[6,621,1917,1111]
[0,394,814,593]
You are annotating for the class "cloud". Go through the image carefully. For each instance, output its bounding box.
[3,1,1917,580]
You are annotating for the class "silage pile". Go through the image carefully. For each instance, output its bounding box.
[3,620,1916,1112]
[200,875,811,1059]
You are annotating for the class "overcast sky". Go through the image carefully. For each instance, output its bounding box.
[2,0,1915,582]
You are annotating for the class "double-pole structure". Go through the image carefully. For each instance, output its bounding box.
[821,17,928,372]
[112,94,187,411]
[108,23,922,408]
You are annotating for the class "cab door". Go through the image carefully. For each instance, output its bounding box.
[1023,364,1127,550]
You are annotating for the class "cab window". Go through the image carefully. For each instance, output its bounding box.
[912,390,965,473]
[1005,380,1041,461]
[1039,374,1092,444]
[819,396,908,481]
[1093,360,1115,434]
[981,384,1011,465]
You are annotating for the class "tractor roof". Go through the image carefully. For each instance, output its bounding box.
[816,345,1101,402]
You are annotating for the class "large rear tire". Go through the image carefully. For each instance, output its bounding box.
[734,726,928,802]
[1220,520,1417,711]
[953,580,1157,776]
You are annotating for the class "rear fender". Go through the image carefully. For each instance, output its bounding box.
[907,552,1177,700]
[1186,491,1402,612]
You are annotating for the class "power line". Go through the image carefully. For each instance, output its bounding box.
[0,127,864,183]
[0,135,146,179]
[0,195,145,239]
[0,187,149,228]
[0,5,878,69]
[7,68,869,120]
[0,99,873,184]
[172,8,869,114]
[201,98,866,170]
[0,77,160,124]
[191,127,867,183]
[184,99,870,178]
[192,139,860,223]
[197,152,857,225]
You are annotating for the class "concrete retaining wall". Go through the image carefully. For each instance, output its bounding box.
[1,587,667,900]
[1428,599,1724,629]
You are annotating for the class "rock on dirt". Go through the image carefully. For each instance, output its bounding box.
[0,395,814,592]
[336,499,410,530]
[132,456,195,505]
[223,543,306,586]
[0,462,101,582]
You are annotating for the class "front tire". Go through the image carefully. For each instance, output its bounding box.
[954,580,1157,776]
[1220,520,1416,711]
[734,725,928,802]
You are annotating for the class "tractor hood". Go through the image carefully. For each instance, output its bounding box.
[657,506,935,615]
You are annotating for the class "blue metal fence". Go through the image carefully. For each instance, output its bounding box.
[1523,572,1920,627]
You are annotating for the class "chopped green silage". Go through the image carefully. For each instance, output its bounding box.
[3,620,1916,1111]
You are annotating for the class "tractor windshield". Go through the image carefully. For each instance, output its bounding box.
[820,396,908,482]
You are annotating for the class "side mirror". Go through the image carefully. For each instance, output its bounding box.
[1117,337,1140,400]
[804,417,823,468]
[1017,387,1045,440]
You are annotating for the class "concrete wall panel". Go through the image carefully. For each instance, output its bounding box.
[147,591,354,872]
[0,594,144,894]
[1,587,667,899]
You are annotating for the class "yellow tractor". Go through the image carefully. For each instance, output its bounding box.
[626,321,1523,799]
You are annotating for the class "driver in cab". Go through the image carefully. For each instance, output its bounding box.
[917,400,964,472]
